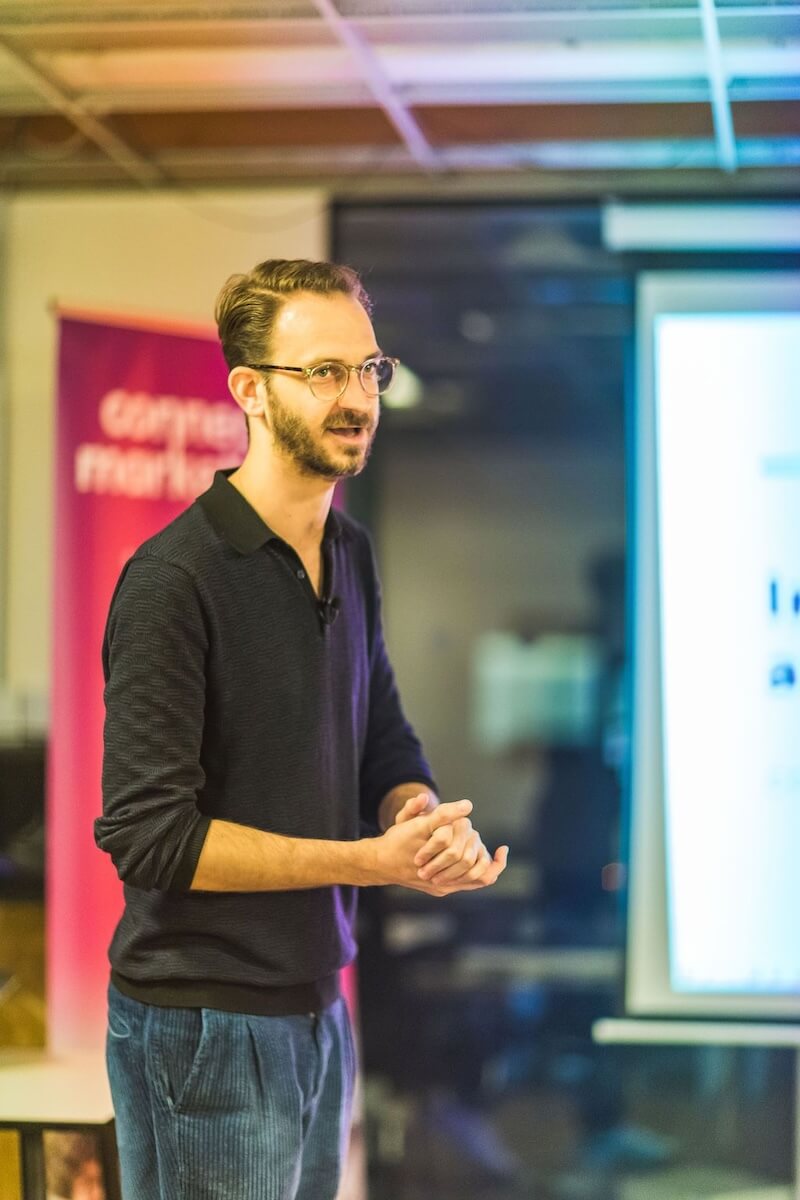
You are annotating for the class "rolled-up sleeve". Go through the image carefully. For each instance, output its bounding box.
[94,556,212,891]
[358,537,437,829]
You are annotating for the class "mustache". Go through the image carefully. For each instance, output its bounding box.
[325,410,375,431]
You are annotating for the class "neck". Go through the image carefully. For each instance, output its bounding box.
[229,443,335,552]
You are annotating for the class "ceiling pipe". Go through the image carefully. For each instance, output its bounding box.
[0,35,164,186]
[310,0,441,172]
[698,0,738,173]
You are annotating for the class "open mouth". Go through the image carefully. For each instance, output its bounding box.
[327,426,367,440]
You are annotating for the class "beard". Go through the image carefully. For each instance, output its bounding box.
[264,388,376,480]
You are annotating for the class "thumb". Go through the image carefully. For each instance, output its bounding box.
[427,798,473,831]
[394,793,431,825]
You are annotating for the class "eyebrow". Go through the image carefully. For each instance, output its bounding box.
[302,350,383,368]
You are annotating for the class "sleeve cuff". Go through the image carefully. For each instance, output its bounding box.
[168,815,213,892]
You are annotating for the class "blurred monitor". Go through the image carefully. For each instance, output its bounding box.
[472,632,601,750]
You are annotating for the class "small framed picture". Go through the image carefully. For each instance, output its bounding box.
[44,1130,107,1200]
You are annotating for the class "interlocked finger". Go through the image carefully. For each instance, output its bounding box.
[464,845,494,884]
[415,817,472,870]
[423,831,484,885]
[426,844,510,895]
[417,830,476,878]
[413,824,453,867]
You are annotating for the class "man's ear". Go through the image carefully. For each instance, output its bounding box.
[228,367,266,421]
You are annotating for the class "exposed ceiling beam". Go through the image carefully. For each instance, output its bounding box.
[2,74,796,119]
[2,4,798,38]
[309,0,440,173]
[0,34,165,186]
[6,137,797,186]
[699,0,738,173]
[7,38,795,115]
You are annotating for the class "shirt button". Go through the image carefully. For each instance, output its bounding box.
[296,568,306,580]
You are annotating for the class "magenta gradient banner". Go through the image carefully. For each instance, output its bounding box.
[49,311,246,1053]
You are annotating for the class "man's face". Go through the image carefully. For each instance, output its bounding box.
[261,291,381,480]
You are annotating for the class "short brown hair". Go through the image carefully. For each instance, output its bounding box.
[215,258,372,370]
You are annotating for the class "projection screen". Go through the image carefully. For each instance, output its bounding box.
[627,272,800,1019]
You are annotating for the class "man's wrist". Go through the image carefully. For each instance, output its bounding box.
[347,835,383,887]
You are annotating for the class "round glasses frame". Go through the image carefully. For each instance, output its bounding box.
[247,355,399,401]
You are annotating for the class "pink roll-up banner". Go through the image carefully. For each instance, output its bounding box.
[50,309,366,1198]
[50,310,247,1054]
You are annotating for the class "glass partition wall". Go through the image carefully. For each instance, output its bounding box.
[335,202,795,1200]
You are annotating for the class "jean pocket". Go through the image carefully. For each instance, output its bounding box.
[154,1008,216,1116]
[107,987,135,1040]
[107,1011,132,1039]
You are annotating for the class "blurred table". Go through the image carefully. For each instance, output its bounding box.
[0,1050,119,1200]
[594,1019,800,1200]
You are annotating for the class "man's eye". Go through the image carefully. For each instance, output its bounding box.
[314,365,333,379]
[362,360,378,375]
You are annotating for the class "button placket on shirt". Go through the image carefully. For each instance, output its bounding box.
[269,544,337,638]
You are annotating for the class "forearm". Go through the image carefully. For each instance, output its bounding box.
[192,802,505,898]
[378,782,439,832]
[190,819,376,892]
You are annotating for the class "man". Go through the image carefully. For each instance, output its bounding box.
[95,258,508,1200]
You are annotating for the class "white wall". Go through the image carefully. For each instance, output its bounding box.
[2,187,327,700]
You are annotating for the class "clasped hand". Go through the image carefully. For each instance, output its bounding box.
[377,794,509,897]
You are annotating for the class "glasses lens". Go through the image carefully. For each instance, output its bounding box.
[361,356,396,395]
[308,362,348,400]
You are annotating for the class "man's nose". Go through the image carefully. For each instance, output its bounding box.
[340,367,377,409]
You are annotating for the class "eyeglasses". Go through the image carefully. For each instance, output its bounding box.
[247,355,399,402]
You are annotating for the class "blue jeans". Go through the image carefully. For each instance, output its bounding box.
[106,983,356,1200]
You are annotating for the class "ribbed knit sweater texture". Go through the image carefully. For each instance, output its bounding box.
[95,470,435,1014]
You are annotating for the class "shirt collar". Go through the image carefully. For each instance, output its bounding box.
[198,469,342,556]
